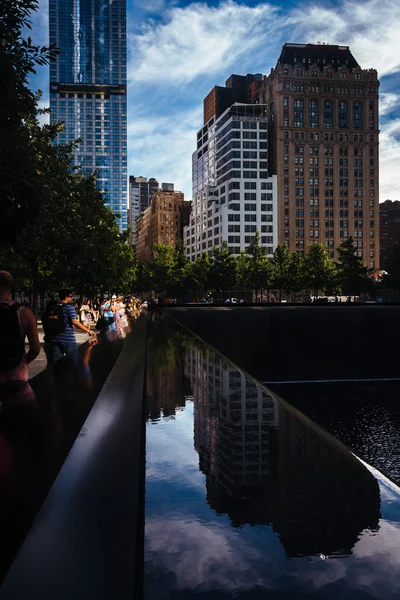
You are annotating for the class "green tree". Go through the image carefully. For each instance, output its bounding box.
[304,243,336,299]
[246,231,270,302]
[272,243,291,301]
[0,0,58,246]
[208,242,237,298]
[336,237,373,298]
[149,243,175,296]
[170,240,193,301]
[236,251,251,300]
[287,251,305,302]
[192,252,211,299]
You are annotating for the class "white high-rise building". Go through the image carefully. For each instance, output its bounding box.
[184,103,277,261]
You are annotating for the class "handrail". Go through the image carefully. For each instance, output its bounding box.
[0,317,147,600]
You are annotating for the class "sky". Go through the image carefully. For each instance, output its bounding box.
[28,0,400,201]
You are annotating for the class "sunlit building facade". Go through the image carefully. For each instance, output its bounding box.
[184,102,278,261]
[49,0,128,230]
[261,43,380,266]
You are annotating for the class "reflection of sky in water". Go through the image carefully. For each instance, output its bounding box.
[145,356,400,599]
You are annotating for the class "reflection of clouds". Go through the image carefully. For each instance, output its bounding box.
[292,520,400,598]
[146,403,205,490]
[145,516,400,598]
[145,517,275,592]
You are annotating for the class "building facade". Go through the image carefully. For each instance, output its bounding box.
[261,43,380,267]
[135,184,190,261]
[184,102,278,262]
[379,200,400,270]
[128,176,159,239]
[49,0,128,230]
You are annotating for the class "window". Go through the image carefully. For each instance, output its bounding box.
[324,100,333,128]
[309,99,318,128]
[339,101,348,128]
[353,101,363,129]
[294,99,303,127]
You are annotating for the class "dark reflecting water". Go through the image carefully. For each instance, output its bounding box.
[269,383,400,486]
[144,316,400,599]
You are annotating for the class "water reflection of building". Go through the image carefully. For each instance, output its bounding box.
[186,346,381,557]
[146,319,191,421]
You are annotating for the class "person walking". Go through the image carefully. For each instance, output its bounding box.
[43,289,95,373]
[0,271,41,405]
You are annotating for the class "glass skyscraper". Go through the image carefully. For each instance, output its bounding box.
[49,0,128,231]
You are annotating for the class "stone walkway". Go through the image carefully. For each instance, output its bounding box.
[28,323,92,379]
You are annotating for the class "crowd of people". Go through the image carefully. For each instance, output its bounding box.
[75,295,142,332]
[0,270,143,412]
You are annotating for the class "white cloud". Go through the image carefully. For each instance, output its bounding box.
[128,1,284,84]
[127,106,202,198]
[289,0,400,77]
[380,93,400,117]
[379,118,400,201]
[30,0,49,47]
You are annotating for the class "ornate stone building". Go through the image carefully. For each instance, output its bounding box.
[260,43,380,267]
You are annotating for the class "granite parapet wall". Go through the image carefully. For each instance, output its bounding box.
[165,306,398,382]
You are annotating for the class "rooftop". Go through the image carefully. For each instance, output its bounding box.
[277,42,360,71]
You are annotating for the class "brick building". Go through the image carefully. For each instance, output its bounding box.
[260,43,380,267]
[135,184,190,261]
[128,176,159,242]
[380,200,400,270]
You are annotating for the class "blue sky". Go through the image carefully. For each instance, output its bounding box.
[28,0,400,201]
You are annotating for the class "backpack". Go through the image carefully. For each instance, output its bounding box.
[0,302,25,371]
[42,303,67,337]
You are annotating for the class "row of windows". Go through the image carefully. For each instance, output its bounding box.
[283,131,375,142]
[283,99,366,129]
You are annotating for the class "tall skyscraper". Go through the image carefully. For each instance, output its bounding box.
[49,0,128,231]
[261,43,379,268]
[184,88,277,262]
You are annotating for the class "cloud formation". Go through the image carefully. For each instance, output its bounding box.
[128,0,400,200]
[128,1,283,84]
[29,0,400,201]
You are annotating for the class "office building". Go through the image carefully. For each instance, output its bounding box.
[184,97,277,262]
[128,176,159,239]
[261,43,380,267]
[136,184,190,261]
[380,200,400,270]
[49,0,128,231]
